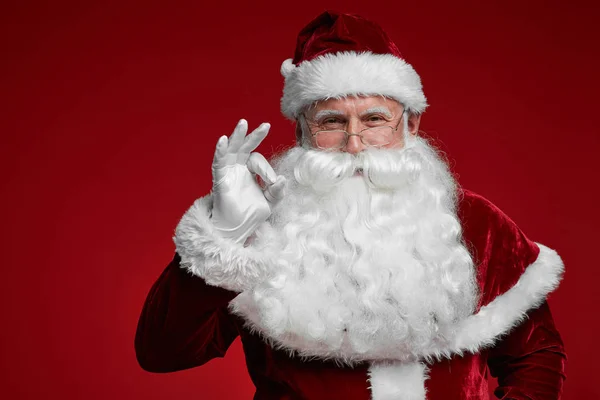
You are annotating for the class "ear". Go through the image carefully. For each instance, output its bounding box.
[407,112,422,136]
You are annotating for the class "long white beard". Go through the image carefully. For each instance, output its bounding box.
[230,136,478,364]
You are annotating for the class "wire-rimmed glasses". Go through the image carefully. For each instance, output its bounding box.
[310,110,406,150]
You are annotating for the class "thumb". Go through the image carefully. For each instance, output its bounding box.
[264,176,286,206]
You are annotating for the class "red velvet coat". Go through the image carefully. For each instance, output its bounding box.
[135,190,566,399]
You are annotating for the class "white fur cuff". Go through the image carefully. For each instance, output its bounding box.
[368,361,428,400]
[172,194,271,292]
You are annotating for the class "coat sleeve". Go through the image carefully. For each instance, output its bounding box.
[135,252,240,372]
[487,300,567,399]
[458,191,567,399]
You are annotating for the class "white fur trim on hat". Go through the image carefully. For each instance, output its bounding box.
[172,194,272,292]
[280,51,428,120]
[368,361,429,400]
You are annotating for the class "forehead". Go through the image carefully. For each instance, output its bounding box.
[309,95,401,115]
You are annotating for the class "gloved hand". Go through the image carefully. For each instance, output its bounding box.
[210,119,286,244]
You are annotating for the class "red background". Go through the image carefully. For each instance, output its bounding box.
[1,1,598,398]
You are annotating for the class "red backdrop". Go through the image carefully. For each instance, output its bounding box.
[1,1,598,399]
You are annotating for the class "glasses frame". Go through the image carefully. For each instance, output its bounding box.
[309,109,407,150]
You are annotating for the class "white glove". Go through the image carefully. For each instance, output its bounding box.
[210,119,286,244]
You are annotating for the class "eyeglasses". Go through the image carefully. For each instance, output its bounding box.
[308,110,406,150]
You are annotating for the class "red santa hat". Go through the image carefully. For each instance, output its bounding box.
[280,11,428,120]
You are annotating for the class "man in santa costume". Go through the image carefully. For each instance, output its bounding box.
[135,11,566,400]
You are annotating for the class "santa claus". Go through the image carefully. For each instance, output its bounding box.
[135,11,566,400]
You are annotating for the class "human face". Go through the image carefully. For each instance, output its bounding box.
[302,96,421,154]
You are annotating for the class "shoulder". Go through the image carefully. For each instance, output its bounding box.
[457,189,517,229]
[457,188,539,260]
[456,188,541,305]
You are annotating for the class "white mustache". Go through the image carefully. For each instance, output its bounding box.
[292,146,426,192]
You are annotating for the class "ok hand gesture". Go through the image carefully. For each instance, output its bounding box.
[210,119,286,244]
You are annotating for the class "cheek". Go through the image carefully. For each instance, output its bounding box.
[308,134,319,148]
[384,135,405,149]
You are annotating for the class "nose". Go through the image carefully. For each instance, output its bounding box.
[343,119,367,154]
[344,135,366,154]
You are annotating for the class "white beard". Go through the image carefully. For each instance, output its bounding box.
[229,135,478,364]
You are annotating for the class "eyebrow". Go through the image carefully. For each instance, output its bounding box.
[312,107,393,121]
[313,109,345,120]
[359,107,393,118]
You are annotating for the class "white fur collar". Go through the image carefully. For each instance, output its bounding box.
[173,194,564,400]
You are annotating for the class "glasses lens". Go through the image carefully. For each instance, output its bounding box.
[315,131,346,148]
[361,126,393,146]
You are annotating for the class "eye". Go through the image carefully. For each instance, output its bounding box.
[322,117,342,124]
[320,117,345,128]
[365,115,387,124]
